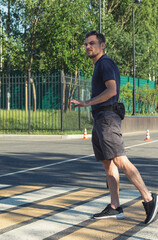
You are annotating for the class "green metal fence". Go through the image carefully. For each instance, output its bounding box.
[120,76,156,113]
[0,72,156,133]
[120,76,156,89]
[0,71,92,133]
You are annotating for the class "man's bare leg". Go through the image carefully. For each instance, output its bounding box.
[102,160,120,209]
[113,155,152,202]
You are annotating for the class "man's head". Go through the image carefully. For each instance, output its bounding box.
[85,31,105,45]
[84,31,105,62]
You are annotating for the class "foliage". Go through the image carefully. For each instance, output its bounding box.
[119,82,133,112]
[0,0,157,82]
[119,82,158,114]
[137,84,158,114]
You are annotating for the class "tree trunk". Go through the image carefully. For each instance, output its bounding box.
[67,70,78,112]
[27,0,42,112]
[30,78,36,112]
[61,69,66,112]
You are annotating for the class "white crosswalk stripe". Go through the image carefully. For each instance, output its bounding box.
[0,184,11,189]
[127,219,158,240]
[0,186,77,211]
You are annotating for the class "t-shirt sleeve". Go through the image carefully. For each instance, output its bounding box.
[100,60,116,83]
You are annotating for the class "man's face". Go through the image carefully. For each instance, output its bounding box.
[85,35,104,59]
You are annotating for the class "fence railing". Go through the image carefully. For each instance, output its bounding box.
[0,71,92,133]
[0,72,157,134]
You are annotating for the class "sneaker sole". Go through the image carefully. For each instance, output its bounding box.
[146,195,158,224]
[93,213,124,220]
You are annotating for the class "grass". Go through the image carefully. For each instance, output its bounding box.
[0,109,157,135]
[0,109,93,134]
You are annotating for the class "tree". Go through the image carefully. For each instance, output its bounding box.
[36,0,96,111]
[135,0,158,82]
[100,0,158,82]
[119,82,133,113]
[0,0,157,85]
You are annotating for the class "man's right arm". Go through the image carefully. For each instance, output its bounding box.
[71,79,117,108]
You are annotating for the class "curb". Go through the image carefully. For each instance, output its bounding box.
[0,131,157,141]
[0,134,92,141]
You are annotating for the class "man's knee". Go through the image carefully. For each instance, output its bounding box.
[102,159,111,171]
[113,155,128,171]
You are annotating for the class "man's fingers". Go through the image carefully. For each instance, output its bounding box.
[71,99,86,108]
[71,99,78,103]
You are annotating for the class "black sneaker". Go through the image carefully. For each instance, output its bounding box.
[93,204,124,219]
[143,193,158,224]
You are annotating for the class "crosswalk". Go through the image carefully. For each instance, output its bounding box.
[0,184,157,239]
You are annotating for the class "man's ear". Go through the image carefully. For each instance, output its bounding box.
[101,42,105,52]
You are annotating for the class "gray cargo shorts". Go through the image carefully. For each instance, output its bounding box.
[92,113,126,161]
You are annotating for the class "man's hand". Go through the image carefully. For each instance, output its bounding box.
[71,80,116,109]
[71,99,89,108]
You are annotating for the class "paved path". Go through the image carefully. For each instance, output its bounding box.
[0,132,157,239]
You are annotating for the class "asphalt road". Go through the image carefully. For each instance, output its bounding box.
[0,132,158,190]
[0,131,157,239]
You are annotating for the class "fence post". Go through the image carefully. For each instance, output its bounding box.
[28,71,31,134]
[7,73,10,111]
[60,70,63,132]
[78,75,81,130]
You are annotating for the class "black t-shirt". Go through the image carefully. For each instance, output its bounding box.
[91,54,120,118]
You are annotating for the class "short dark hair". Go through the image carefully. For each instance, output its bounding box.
[85,31,105,44]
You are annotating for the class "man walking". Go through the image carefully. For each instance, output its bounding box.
[71,31,158,224]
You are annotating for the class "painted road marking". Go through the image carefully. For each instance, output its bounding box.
[0,190,141,240]
[0,155,94,178]
[59,200,145,240]
[0,184,11,189]
[127,219,158,240]
[125,139,158,150]
[0,185,43,198]
[0,188,106,230]
[0,186,77,211]
[0,140,158,179]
